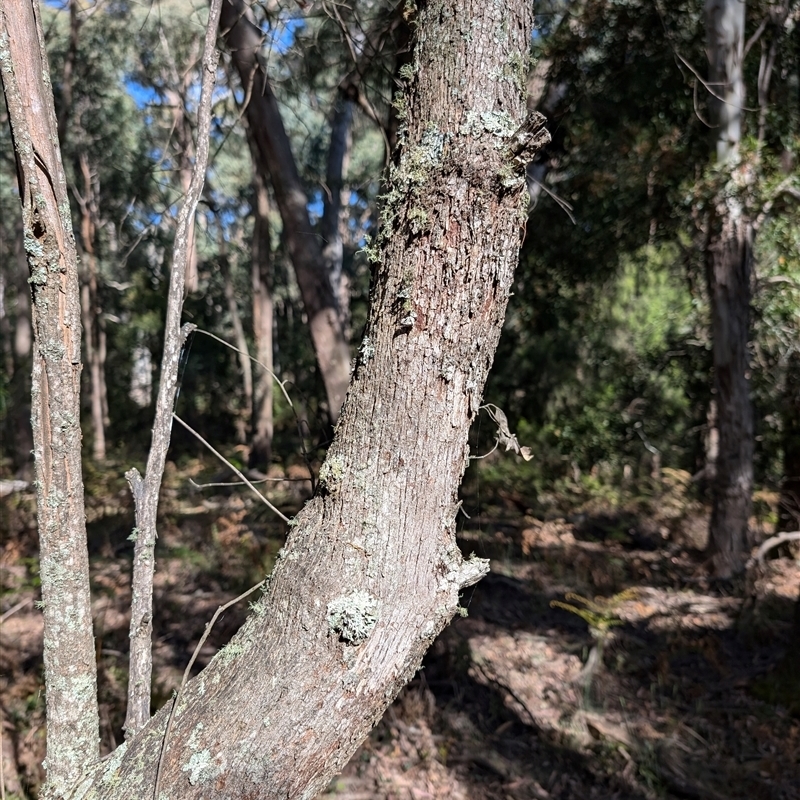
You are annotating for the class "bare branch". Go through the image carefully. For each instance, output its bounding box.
[747,531,800,569]
[123,0,223,738]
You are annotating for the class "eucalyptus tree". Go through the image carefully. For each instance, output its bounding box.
[2,2,547,800]
[704,0,800,576]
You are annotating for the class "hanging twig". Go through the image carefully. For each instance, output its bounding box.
[173,414,291,523]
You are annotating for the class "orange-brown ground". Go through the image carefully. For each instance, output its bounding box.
[2,463,799,799]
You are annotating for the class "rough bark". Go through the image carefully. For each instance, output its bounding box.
[68,1,547,797]
[248,167,274,470]
[705,0,754,577]
[220,0,351,421]
[0,1,100,794]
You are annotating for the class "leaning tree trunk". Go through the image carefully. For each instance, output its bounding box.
[705,0,754,577]
[221,0,352,421]
[0,1,100,795]
[69,0,548,797]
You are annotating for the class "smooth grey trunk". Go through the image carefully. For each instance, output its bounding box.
[67,1,547,797]
[249,167,274,470]
[321,95,354,333]
[123,3,223,738]
[220,237,253,442]
[705,0,754,577]
[220,0,351,421]
[77,153,108,461]
[0,1,100,794]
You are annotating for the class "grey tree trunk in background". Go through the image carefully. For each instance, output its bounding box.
[249,166,275,470]
[0,1,100,794]
[62,0,548,796]
[705,0,754,578]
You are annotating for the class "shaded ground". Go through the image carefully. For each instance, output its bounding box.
[2,463,799,799]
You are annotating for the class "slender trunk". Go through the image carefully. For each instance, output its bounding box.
[6,222,34,474]
[123,12,222,738]
[77,152,107,461]
[0,2,100,794]
[72,2,547,796]
[321,95,354,336]
[220,0,351,421]
[166,86,200,295]
[220,239,253,443]
[705,0,754,577]
[0,267,11,378]
[249,168,274,470]
[12,216,32,361]
[55,0,80,144]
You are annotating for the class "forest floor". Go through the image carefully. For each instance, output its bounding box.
[1,460,799,800]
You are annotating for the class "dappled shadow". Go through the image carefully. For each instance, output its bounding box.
[3,478,800,799]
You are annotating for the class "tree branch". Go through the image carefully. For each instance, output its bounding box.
[123,0,223,738]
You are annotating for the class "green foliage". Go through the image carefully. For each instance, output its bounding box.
[550,589,635,635]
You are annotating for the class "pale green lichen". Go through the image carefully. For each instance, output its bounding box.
[359,336,375,362]
[318,454,345,491]
[99,741,128,784]
[392,91,408,120]
[327,590,379,644]
[187,722,205,750]
[398,62,416,81]
[181,749,215,786]
[218,641,244,662]
[408,206,429,234]
[480,110,517,140]
[359,233,381,264]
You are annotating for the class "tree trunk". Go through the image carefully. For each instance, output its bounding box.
[779,348,800,530]
[220,0,352,421]
[167,84,200,295]
[249,168,274,470]
[705,0,754,577]
[7,218,35,475]
[161,31,202,295]
[219,237,253,443]
[70,1,547,796]
[321,95,354,337]
[0,1,100,795]
[76,152,108,461]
